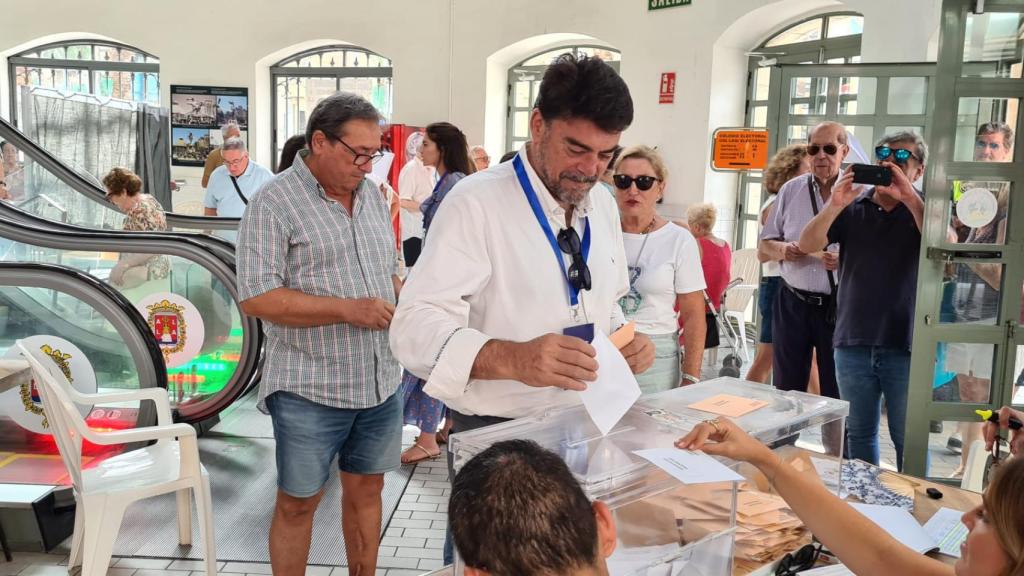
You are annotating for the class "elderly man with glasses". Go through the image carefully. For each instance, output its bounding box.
[203,136,273,241]
[236,92,403,576]
[758,121,847,405]
[798,130,928,471]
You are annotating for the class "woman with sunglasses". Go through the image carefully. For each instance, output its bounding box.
[677,415,1024,576]
[399,121,475,464]
[101,166,169,289]
[613,146,706,394]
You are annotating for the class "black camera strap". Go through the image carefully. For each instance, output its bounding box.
[229,176,249,206]
[807,175,838,325]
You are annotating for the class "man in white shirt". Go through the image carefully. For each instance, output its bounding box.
[204,137,274,242]
[391,55,654,562]
[397,144,435,266]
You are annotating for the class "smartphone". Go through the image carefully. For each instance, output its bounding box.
[851,164,892,186]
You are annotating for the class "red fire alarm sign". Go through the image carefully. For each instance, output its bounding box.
[659,72,676,104]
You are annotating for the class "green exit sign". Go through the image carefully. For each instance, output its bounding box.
[649,0,691,10]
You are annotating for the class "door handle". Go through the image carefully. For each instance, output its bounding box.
[927,247,1002,263]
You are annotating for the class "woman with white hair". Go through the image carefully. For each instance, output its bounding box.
[686,202,731,353]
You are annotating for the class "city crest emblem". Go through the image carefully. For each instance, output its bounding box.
[147,299,187,362]
[19,344,74,429]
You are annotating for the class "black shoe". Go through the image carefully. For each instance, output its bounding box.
[946,435,963,455]
[930,421,943,434]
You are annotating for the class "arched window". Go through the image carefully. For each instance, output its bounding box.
[735,13,863,250]
[270,45,393,169]
[8,39,159,123]
[506,46,620,153]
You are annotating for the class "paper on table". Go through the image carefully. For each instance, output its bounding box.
[923,507,969,558]
[633,448,744,485]
[736,491,789,516]
[849,503,938,554]
[687,394,769,418]
[579,329,641,435]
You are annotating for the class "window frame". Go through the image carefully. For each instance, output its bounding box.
[269,44,394,171]
[8,39,160,122]
[505,45,621,153]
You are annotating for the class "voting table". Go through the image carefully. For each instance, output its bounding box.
[447,378,849,575]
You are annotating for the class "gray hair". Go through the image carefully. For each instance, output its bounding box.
[305,92,381,153]
[876,130,928,165]
[470,145,487,156]
[977,121,1014,150]
[221,136,247,154]
[220,122,240,139]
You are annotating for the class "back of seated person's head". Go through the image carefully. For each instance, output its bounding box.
[498,150,518,164]
[449,439,616,576]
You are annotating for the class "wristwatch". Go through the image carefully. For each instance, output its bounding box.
[682,373,700,385]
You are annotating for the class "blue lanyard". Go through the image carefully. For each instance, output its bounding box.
[512,155,591,307]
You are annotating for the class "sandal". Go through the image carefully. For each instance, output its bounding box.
[401,443,441,465]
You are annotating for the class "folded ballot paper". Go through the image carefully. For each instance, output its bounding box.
[579,329,641,436]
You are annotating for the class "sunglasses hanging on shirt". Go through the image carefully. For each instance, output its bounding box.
[556,227,592,292]
[875,145,920,165]
[613,174,660,191]
[806,144,839,156]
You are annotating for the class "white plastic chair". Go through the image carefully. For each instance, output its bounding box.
[720,249,760,362]
[16,340,216,576]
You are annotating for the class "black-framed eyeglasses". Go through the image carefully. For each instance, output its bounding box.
[875,145,920,165]
[807,144,839,156]
[612,174,660,191]
[556,227,592,293]
[774,543,822,576]
[325,133,384,167]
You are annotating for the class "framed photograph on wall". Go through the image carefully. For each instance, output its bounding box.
[170,85,248,166]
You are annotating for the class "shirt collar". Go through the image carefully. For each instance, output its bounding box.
[515,146,595,222]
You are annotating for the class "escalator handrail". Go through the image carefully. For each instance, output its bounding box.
[1,261,169,431]
[0,198,237,269]
[0,215,263,424]
[0,117,240,231]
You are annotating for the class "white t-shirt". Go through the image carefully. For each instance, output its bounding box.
[397,157,436,241]
[620,222,706,335]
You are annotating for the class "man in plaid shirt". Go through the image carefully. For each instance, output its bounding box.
[237,92,403,576]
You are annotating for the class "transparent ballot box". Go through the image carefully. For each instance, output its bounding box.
[449,377,849,575]
[449,405,739,576]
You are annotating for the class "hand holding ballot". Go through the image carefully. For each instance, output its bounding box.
[482,333,599,391]
[675,416,778,470]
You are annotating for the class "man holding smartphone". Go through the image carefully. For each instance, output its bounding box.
[798,130,927,471]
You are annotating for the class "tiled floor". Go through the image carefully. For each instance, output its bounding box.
[4,336,982,575]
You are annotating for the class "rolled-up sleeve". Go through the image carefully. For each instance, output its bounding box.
[390,191,493,403]
[236,194,288,301]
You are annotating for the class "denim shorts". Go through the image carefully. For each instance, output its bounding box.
[757,276,782,344]
[266,391,403,498]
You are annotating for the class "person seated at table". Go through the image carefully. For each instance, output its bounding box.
[676,416,1024,576]
[449,439,617,576]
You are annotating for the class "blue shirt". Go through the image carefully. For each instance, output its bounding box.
[205,159,275,242]
[827,188,922,350]
[420,171,466,239]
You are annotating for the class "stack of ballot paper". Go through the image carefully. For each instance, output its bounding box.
[733,489,810,565]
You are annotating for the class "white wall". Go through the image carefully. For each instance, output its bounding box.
[0,0,941,232]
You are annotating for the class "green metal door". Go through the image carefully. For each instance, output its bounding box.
[903,0,1024,482]
[736,63,936,250]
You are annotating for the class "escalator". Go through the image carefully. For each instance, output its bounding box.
[0,213,262,424]
[0,116,240,238]
[0,116,261,425]
[0,262,166,484]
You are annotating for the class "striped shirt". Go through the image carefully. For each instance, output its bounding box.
[236,150,400,411]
